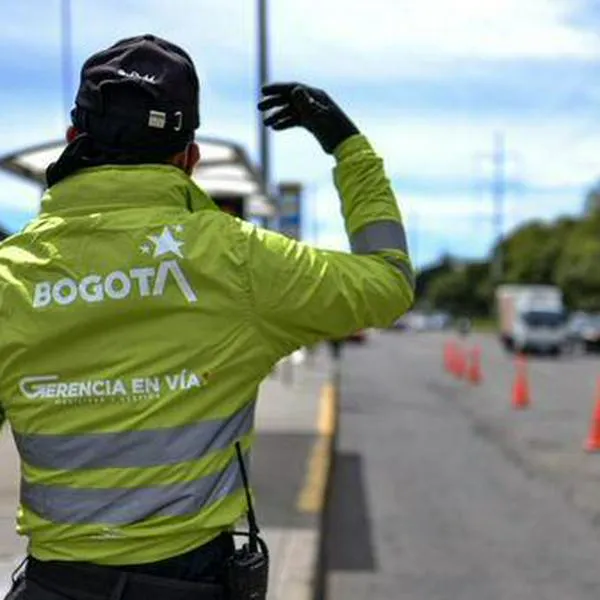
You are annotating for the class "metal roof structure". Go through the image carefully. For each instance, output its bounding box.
[0,136,275,217]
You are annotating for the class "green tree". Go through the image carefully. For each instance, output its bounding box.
[498,218,576,285]
[416,176,600,313]
[427,261,491,317]
[555,215,600,310]
[415,254,453,300]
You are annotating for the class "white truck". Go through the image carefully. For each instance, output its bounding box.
[495,284,568,355]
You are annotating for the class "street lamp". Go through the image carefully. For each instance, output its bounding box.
[60,0,73,127]
[257,0,270,200]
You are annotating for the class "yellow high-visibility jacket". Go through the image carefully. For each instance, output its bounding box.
[0,134,414,565]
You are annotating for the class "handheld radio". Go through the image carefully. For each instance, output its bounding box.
[226,442,270,600]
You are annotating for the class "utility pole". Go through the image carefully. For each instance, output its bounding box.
[491,132,506,284]
[257,0,272,221]
[61,0,73,127]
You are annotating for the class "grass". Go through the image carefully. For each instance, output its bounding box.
[470,317,497,332]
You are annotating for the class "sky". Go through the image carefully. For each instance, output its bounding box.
[1,0,600,269]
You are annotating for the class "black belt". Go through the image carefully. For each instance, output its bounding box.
[26,558,226,600]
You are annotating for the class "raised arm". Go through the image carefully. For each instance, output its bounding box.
[244,83,414,357]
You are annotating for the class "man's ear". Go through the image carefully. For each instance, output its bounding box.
[184,142,200,174]
[171,142,200,175]
[66,126,80,143]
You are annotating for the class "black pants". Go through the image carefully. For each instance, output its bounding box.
[5,533,234,600]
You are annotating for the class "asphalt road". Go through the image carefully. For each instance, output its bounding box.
[324,330,600,600]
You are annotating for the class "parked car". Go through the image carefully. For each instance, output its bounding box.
[565,312,600,353]
[386,311,452,332]
[428,312,453,330]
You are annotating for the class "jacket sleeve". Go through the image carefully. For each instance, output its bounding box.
[242,134,415,358]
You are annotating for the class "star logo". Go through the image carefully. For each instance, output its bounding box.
[146,226,184,259]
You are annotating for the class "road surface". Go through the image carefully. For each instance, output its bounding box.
[325,330,600,600]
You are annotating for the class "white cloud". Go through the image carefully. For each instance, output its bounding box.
[268,108,600,201]
[5,0,596,82]
[0,0,597,268]
[270,0,600,82]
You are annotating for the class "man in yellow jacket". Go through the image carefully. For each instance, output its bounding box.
[1,34,414,599]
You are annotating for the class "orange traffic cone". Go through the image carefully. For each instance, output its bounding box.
[512,354,530,409]
[468,346,482,385]
[454,344,466,379]
[443,341,453,373]
[585,379,600,452]
[452,344,460,377]
[446,341,457,375]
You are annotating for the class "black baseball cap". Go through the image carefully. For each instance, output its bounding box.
[71,34,200,153]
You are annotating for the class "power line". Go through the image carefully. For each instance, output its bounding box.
[474,132,521,283]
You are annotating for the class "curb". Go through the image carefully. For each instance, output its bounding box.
[263,353,340,600]
[311,365,341,600]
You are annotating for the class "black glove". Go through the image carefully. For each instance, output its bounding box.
[258,82,359,154]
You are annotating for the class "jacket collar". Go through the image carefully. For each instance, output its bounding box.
[39,165,219,217]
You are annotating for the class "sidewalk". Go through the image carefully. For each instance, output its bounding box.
[255,346,337,600]
[0,422,25,597]
[0,345,337,599]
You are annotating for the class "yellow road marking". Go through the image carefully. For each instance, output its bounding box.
[297,381,339,513]
[318,382,337,436]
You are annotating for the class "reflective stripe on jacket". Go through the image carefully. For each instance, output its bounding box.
[0,134,414,565]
